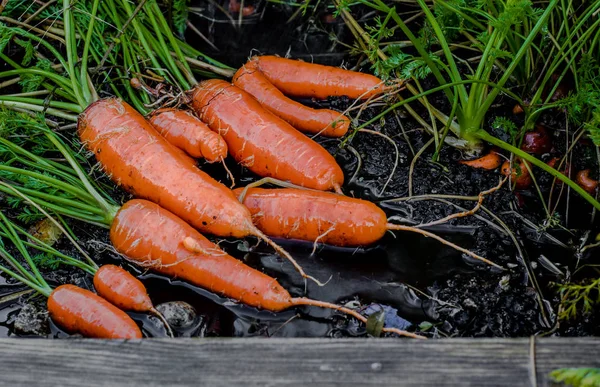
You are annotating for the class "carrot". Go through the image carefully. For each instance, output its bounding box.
[93,264,153,312]
[251,56,387,100]
[232,187,503,269]
[111,199,423,338]
[233,58,350,137]
[78,99,319,283]
[48,284,143,339]
[190,80,345,192]
[501,159,532,189]
[460,150,503,170]
[148,108,228,162]
[93,264,175,336]
[576,169,599,194]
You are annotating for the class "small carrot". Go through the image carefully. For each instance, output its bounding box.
[501,159,532,189]
[0,212,143,339]
[233,58,350,137]
[48,284,143,339]
[93,264,175,336]
[148,108,228,162]
[191,80,345,192]
[576,169,599,194]
[111,199,423,338]
[460,150,503,170]
[251,55,387,100]
[231,187,503,269]
[93,264,153,312]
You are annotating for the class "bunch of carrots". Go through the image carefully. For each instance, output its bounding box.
[0,0,513,339]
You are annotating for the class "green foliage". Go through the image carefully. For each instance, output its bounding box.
[492,116,519,142]
[31,253,63,271]
[172,0,190,36]
[18,59,54,93]
[13,38,35,66]
[550,368,600,387]
[555,277,600,321]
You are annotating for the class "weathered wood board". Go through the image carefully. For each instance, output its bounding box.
[0,337,597,386]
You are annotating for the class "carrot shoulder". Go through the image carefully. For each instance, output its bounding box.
[254,55,386,100]
[148,108,228,162]
[233,58,350,137]
[191,80,344,191]
[48,284,142,339]
[78,98,254,238]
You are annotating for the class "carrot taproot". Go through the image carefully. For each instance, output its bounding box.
[231,187,503,269]
[78,100,318,283]
[232,58,350,137]
[501,159,532,189]
[576,169,599,194]
[148,108,228,162]
[111,199,423,338]
[251,55,386,100]
[190,80,344,192]
[48,284,143,339]
[459,150,503,170]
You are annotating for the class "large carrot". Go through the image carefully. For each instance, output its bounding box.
[233,187,502,269]
[190,80,345,192]
[111,199,423,338]
[251,56,387,100]
[148,108,228,162]
[77,99,318,283]
[48,284,143,339]
[233,58,350,137]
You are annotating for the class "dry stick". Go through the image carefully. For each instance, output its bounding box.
[385,222,504,270]
[185,20,219,52]
[96,0,148,70]
[0,181,96,267]
[291,298,425,339]
[181,55,235,78]
[358,129,399,197]
[24,0,57,24]
[0,16,66,44]
[416,177,506,228]
[408,137,434,197]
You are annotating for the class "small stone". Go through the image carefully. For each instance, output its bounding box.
[14,304,49,336]
[155,301,197,329]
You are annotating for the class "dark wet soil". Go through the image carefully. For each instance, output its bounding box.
[1,0,599,339]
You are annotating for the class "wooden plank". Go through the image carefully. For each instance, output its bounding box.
[0,338,597,386]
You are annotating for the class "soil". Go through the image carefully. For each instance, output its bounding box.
[0,0,598,339]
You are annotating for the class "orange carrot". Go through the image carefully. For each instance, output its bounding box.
[234,187,387,246]
[111,199,422,338]
[576,169,599,194]
[48,284,142,339]
[231,187,503,271]
[190,80,344,191]
[148,108,228,162]
[251,55,386,99]
[460,150,503,170]
[79,98,317,284]
[233,58,350,137]
[501,159,532,189]
[93,264,153,313]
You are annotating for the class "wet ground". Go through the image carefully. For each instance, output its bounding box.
[0,0,599,339]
